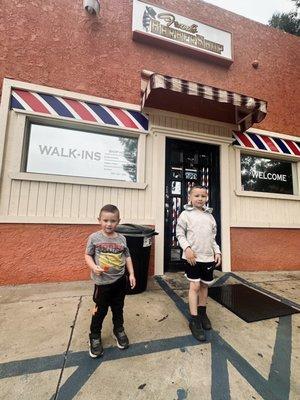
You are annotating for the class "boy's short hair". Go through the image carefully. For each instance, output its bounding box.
[99,204,120,219]
[189,185,208,195]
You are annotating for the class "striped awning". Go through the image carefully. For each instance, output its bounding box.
[11,89,149,131]
[141,72,267,132]
[233,131,300,157]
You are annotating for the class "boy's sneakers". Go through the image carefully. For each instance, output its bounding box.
[113,327,129,349]
[189,317,206,341]
[89,334,104,358]
[200,313,212,330]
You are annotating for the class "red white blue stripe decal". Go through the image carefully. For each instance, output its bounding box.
[10,89,148,131]
[233,131,300,157]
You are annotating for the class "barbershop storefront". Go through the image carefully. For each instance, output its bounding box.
[0,0,299,284]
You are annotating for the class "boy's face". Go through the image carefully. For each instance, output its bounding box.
[189,188,208,209]
[98,211,120,235]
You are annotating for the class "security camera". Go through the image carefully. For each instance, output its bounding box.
[83,0,100,15]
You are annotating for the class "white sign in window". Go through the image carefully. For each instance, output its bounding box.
[26,124,138,182]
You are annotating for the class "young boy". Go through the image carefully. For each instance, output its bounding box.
[176,186,221,341]
[85,204,136,358]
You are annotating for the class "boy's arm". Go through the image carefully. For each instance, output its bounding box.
[125,256,136,289]
[176,213,196,265]
[211,219,222,267]
[176,213,190,251]
[84,254,104,276]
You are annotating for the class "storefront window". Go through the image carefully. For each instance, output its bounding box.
[26,124,138,182]
[241,154,294,195]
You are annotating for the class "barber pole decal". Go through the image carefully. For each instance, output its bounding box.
[233,131,300,157]
[172,197,181,247]
[10,89,149,132]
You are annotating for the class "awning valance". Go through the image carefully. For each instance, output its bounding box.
[141,71,267,132]
[233,131,300,157]
[11,89,149,131]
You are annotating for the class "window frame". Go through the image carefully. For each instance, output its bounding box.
[234,147,300,201]
[11,112,148,189]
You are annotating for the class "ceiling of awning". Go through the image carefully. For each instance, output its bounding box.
[141,71,267,132]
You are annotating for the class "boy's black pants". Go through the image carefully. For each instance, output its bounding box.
[90,274,127,336]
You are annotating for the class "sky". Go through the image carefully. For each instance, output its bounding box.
[203,0,295,24]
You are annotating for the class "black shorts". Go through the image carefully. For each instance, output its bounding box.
[184,260,215,285]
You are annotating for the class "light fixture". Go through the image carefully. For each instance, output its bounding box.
[83,0,100,16]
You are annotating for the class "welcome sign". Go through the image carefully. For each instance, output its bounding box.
[241,155,294,195]
[132,0,233,62]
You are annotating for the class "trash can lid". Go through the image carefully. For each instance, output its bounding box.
[115,224,158,237]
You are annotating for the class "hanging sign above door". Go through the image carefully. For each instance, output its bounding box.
[132,0,233,64]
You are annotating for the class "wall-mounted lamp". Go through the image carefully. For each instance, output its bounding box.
[83,0,100,16]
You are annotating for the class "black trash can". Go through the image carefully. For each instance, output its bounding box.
[115,224,158,294]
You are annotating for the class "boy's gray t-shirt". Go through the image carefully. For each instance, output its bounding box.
[86,231,130,285]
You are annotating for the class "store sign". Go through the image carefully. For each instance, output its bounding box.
[26,125,137,182]
[132,0,233,61]
[241,154,294,195]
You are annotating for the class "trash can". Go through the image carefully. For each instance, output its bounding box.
[115,224,158,294]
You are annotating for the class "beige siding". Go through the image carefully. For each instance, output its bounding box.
[2,177,155,223]
[1,178,156,223]
[150,110,233,138]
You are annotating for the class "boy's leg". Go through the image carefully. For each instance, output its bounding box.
[198,262,215,330]
[188,281,200,316]
[90,285,110,335]
[198,282,211,330]
[198,282,208,306]
[110,275,129,349]
[188,281,205,341]
[89,285,109,358]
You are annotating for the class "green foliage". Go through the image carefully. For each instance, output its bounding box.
[268,0,300,36]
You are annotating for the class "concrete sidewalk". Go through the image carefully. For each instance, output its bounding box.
[0,271,299,400]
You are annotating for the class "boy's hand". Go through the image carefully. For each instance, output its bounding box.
[185,247,196,266]
[215,253,222,267]
[93,265,104,276]
[129,273,136,289]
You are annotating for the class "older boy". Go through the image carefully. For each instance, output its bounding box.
[176,186,221,341]
[85,204,136,358]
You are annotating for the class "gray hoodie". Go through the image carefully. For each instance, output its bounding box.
[176,204,221,262]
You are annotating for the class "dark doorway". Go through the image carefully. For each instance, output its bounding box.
[164,138,221,272]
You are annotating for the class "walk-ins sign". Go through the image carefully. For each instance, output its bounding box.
[26,124,138,182]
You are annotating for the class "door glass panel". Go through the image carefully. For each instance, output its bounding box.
[171,196,181,250]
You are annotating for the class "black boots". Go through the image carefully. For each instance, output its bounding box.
[198,306,212,330]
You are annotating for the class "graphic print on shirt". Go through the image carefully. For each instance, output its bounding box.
[96,242,125,270]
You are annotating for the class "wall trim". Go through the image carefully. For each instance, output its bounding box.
[246,127,300,143]
[0,216,156,225]
[231,224,300,229]
[234,190,300,201]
